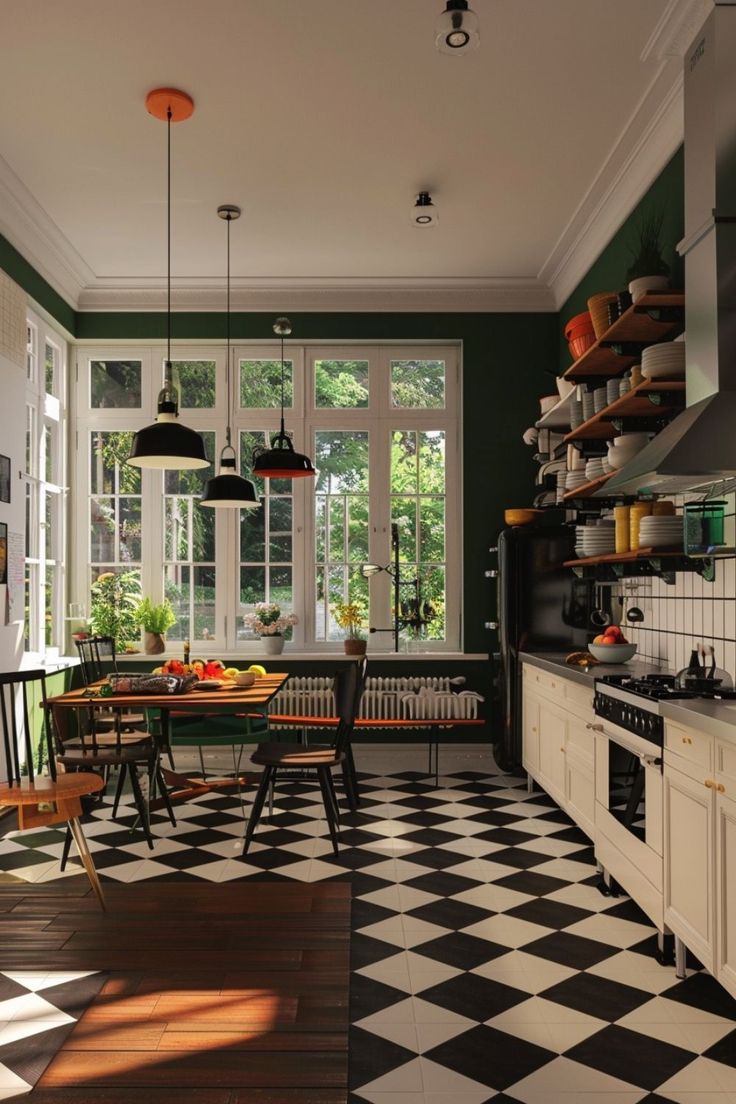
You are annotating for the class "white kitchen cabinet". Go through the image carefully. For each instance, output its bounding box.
[716,788,736,996]
[521,663,594,839]
[663,759,715,972]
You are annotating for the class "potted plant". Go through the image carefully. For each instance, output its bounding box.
[243,603,298,655]
[136,597,177,655]
[332,601,367,656]
[89,570,142,653]
[626,210,670,303]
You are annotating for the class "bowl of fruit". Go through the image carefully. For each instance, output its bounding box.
[588,626,637,664]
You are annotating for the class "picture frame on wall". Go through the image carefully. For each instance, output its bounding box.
[0,455,9,503]
[0,522,6,585]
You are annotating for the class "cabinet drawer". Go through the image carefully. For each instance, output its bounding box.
[565,681,594,723]
[665,721,713,774]
[521,664,565,699]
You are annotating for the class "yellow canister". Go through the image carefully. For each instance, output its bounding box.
[614,505,631,554]
[652,500,676,516]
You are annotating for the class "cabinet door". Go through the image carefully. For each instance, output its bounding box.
[538,700,567,807]
[716,790,736,999]
[522,691,540,777]
[664,763,715,972]
[565,719,594,840]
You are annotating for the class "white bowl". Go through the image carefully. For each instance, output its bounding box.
[233,671,257,688]
[611,432,651,450]
[628,276,670,304]
[588,642,638,664]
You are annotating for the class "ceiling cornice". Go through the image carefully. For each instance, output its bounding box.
[77,279,557,314]
[640,0,713,61]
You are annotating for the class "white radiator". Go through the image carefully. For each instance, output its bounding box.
[270,675,484,725]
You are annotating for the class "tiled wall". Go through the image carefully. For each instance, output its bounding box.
[610,496,736,678]
[0,270,26,368]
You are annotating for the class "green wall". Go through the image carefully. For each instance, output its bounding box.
[0,232,76,336]
[558,147,685,371]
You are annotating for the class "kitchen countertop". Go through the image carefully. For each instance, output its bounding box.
[521,650,736,741]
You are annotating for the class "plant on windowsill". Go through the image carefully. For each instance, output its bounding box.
[332,601,367,656]
[243,603,298,656]
[136,597,177,655]
[89,570,142,653]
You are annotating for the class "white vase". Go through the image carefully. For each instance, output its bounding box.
[628,275,670,304]
[259,635,285,655]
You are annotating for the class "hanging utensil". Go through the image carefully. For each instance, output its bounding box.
[590,583,611,628]
[626,605,644,623]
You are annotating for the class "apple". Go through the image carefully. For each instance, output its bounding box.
[593,634,608,645]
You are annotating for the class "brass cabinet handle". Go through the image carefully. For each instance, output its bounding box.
[586,723,604,732]
[531,726,537,733]
[560,746,566,753]
[705,779,715,789]
[717,783,726,794]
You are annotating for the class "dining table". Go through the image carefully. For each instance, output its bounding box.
[46,671,290,809]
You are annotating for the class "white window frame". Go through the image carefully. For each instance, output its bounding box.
[24,309,67,659]
[71,341,461,654]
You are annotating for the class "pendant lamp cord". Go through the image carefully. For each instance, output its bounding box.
[280,329,285,436]
[225,213,232,450]
[167,106,172,371]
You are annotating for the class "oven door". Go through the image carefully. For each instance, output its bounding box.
[594,722,663,886]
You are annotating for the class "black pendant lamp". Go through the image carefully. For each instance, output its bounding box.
[200,206,260,509]
[252,317,316,478]
[128,88,208,471]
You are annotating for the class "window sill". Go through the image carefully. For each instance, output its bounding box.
[21,655,81,674]
[115,651,489,662]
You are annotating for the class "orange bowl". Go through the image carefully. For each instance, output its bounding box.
[505,508,542,526]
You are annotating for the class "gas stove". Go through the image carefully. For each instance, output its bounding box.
[595,672,736,746]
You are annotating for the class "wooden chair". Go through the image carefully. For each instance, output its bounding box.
[243,658,367,856]
[0,669,106,909]
[74,635,146,730]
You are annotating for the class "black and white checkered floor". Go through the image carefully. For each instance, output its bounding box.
[2,753,736,1102]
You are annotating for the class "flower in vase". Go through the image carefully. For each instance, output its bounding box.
[244,602,298,637]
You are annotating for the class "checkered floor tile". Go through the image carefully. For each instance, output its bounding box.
[3,760,736,1102]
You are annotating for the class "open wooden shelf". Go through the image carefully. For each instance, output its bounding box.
[563,379,686,442]
[563,547,683,568]
[563,292,685,382]
[561,471,615,501]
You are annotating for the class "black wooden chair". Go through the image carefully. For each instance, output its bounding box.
[0,669,106,908]
[243,657,367,855]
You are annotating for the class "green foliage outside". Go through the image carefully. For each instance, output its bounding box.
[89,570,142,650]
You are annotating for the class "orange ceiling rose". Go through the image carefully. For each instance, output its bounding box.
[145,87,194,123]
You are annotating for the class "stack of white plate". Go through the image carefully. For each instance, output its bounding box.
[582,392,595,421]
[565,470,589,491]
[593,387,608,413]
[641,342,686,380]
[638,514,683,549]
[578,525,616,556]
[606,379,620,405]
[585,457,607,480]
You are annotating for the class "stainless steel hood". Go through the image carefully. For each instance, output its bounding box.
[599,1,736,497]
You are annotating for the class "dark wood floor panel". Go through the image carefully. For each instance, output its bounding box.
[0,882,350,1102]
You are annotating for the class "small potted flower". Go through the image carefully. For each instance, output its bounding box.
[136,597,177,655]
[332,601,367,656]
[244,602,298,655]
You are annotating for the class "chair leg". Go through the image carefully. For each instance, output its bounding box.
[345,744,361,807]
[317,767,340,855]
[268,774,275,820]
[243,766,274,855]
[59,824,73,872]
[112,764,127,818]
[324,768,342,826]
[155,765,177,827]
[68,817,106,910]
[198,745,207,780]
[128,763,154,850]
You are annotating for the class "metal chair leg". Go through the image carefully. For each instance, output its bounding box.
[317,767,340,854]
[198,745,207,780]
[268,775,275,820]
[155,765,177,827]
[128,762,154,849]
[112,764,127,818]
[59,824,73,871]
[324,768,341,826]
[243,766,274,855]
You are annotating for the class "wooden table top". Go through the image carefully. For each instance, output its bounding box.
[47,672,289,712]
[0,771,105,806]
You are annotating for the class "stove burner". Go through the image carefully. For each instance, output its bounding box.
[598,672,736,702]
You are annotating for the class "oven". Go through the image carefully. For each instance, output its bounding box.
[592,684,665,929]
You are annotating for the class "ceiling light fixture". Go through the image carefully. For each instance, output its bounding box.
[252,317,316,479]
[200,205,260,509]
[411,191,438,227]
[127,88,209,471]
[435,0,480,55]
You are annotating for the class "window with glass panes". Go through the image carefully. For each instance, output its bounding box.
[72,345,459,651]
[24,311,67,656]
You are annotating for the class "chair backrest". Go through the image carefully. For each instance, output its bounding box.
[0,669,55,786]
[333,657,367,756]
[75,635,117,685]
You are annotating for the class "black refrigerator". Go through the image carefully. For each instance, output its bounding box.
[493,525,592,770]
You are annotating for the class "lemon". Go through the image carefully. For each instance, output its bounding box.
[247,664,267,677]
[223,667,239,678]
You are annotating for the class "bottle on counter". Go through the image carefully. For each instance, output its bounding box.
[183,638,191,666]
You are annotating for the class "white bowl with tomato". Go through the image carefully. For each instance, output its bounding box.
[588,626,637,663]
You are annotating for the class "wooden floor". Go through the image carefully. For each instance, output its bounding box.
[0,881,350,1103]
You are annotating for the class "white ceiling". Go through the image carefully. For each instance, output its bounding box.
[0,0,709,311]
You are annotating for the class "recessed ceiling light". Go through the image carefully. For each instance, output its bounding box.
[411,192,438,227]
[435,0,480,55]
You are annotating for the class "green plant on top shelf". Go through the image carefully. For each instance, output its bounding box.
[136,597,177,634]
[626,210,670,283]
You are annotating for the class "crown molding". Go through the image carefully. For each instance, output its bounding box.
[76,278,557,314]
[641,0,713,61]
[540,60,684,309]
[0,154,91,308]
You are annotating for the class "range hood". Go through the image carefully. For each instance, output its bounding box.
[599,1,736,496]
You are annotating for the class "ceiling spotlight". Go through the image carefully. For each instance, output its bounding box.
[435,0,480,55]
[411,192,438,228]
